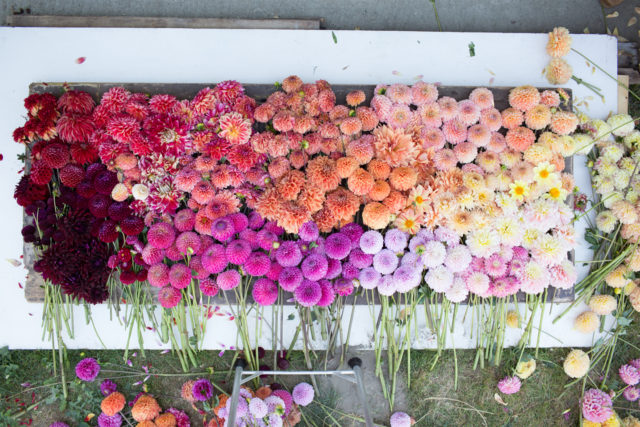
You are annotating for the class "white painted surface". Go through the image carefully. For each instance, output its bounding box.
[0,28,618,349]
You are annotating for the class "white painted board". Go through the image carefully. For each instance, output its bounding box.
[0,28,619,349]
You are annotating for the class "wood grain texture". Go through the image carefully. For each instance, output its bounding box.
[6,15,320,30]
[25,82,574,303]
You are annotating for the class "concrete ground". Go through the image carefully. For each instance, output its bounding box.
[0,0,638,43]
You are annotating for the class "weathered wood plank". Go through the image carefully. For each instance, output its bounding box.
[24,82,574,303]
[6,15,321,30]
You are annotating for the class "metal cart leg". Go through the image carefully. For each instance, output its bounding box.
[348,357,374,427]
[227,359,246,426]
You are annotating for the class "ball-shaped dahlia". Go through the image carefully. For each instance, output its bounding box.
[563,349,590,378]
[101,392,126,416]
[588,294,617,316]
[574,311,599,333]
[131,395,161,422]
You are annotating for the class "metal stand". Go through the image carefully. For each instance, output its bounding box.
[227,357,374,427]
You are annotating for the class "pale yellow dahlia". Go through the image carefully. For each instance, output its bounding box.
[515,359,537,379]
[524,144,553,165]
[563,349,590,378]
[630,287,640,312]
[626,249,640,272]
[605,265,629,288]
[574,311,599,333]
[622,223,640,243]
[588,294,617,316]
[595,211,618,234]
[611,200,638,225]
[506,310,519,328]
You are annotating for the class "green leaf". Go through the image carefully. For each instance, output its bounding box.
[332,31,338,44]
[617,317,632,327]
[468,42,476,57]
[287,314,295,321]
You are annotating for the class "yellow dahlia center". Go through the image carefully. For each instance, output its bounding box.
[415,196,424,204]
[404,219,415,229]
[549,188,560,198]
[540,170,549,179]
[514,186,525,196]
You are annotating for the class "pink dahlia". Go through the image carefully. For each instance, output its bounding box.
[100,87,131,114]
[169,263,192,289]
[57,113,95,143]
[275,241,303,267]
[243,253,271,277]
[148,222,176,250]
[349,248,373,269]
[75,357,100,381]
[279,267,304,292]
[359,267,381,290]
[317,280,336,307]
[457,99,481,125]
[490,276,519,298]
[301,253,329,281]
[106,115,140,144]
[225,239,251,265]
[199,277,219,297]
[581,388,613,423]
[485,253,508,278]
[213,80,245,103]
[158,285,182,308]
[619,364,640,386]
[411,81,438,105]
[219,112,251,145]
[497,376,521,394]
[211,217,235,242]
[175,231,201,255]
[441,119,467,145]
[325,257,343,280]
[389,412,413,427]
[386,84,412,105]
[58,90,95,114]
[174,209,196,232]
[228,213,249,233]
[252,278,278,306]
[147,264,170,287]
[325,233,352,260]
[217,269,241,291]
[149,94,178,114]
[623,387,640,402]
[292,382,314,406]
[201,244,228,274]
[295,280,322,307]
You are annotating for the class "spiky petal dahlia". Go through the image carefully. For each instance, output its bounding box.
[219,112,251,145]
[373,125,417,168]
[508,86,541,112]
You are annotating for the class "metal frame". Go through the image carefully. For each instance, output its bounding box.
[227,357,374,426]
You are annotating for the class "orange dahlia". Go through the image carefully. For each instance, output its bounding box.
[476,151,501,173]
[155,413,177,427]
[546,27,572,58]
[524,104,552,130]
[313,207,338,232]
[501,108,524,129]
[369,180,391,201]
[290,150,308,169]
[319,122,340,138]
[383,190,408,214]
[346,136,375,165]
[276,169,306,201]
[356,106,379,131]
[508,85,541,112]
[282,75,303,93]
[540,90,560,107]
[294,116,316,134]
[346,90,366,107]
[255,188,284,221]
[362,202,391,229]
[267,157,291,180]
[306,156,341,192]
[505,126,535,152]
[278,201,311,233]
[325,188,360,221]
[367,159,391,180]
[347,168,375,196]
[373,125,418,168]
[329,105,350,121]
[545,58,572,85]
[297,185,326,214]
[550,111,579,135]
[256,386,272,400]
[101,392,126,416]
[336,156,359,179]
[339,117,363,136]
[131,395,161,422]
[389,167,418,191]
[181,380,196,402]
[136,421,156,427]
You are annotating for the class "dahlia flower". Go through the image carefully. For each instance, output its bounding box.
[564,349,590,378]
[497,376,521,395]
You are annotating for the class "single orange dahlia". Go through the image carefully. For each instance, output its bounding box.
[347,168,375,196]
[389,167,418,191]
[101,392,126,416]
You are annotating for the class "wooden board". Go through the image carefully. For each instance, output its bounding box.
[6,15,320,30]
[24,82,574,304]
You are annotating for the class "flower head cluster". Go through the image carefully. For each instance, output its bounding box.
[544,27,573,85]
